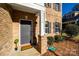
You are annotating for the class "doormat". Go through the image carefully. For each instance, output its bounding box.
[21,45,32,51]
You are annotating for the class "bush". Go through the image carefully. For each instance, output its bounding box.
[62,33,67,37]
[60,36,65,41]
[47,36,55,45]
[54,35,65,42]
[54,35,61,42]
[65,24,79,37]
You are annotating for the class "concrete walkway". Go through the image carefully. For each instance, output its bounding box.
[15,47,40,56]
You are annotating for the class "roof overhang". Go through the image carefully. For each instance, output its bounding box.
[8,3,45,14]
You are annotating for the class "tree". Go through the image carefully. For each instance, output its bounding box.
[65,24,79,37]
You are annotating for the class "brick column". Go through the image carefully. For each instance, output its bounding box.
[40,10,47,54]
[36,35,47,55]
[41,36,47,54]
[35,10,47,55]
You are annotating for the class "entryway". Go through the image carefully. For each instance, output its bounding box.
[20,20,33,51]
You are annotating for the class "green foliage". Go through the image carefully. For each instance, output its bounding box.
[62,33,67,37]
[47,35,65,45]
[54,35,61,42]
[14,39,19,44]
[73,35,79,40]
[54,35,65,42]
[60,36,65,41]
[47,36,55,45]
[65,24,79,37]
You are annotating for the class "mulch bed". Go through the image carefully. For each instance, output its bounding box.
[43,39,79,56]
[42,50,56,56]
[65,37,79,43]
[53,40,79,56]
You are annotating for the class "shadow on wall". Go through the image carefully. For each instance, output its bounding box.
[32,14,38,46]
[31,14,42,53]
[33,35,42,53]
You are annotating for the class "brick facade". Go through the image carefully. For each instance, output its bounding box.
[12,10,39,51]
[12,10,47,54]
[45,3,62,36]
[0,3,62,55]
[0,4,13,55]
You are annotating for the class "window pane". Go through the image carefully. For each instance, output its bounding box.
[44,3,51,8]
[49,22,51,33]
[45,21,49,33]
[45,21,51,33]
[54,3,60,11]
[53,22,60,33]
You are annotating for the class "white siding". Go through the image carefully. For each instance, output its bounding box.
[15,3,45,11]
[34,3,44,6]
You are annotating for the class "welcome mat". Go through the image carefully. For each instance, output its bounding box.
[21,45,32,51]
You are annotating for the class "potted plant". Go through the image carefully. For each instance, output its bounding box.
[14,39,19,51]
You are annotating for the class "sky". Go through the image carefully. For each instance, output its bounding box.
[62,3,79,16]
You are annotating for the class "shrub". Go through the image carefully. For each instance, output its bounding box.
[54,35,65,42]
[54,35,61,42]
[60,36,65,41]
[47,36,55,45]
[62,33,67,37]
[65,24,79,37]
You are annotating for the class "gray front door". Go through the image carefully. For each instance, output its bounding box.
[21,20,32,45]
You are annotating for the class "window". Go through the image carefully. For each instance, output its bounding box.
[53,3,61,11]
[53,22,60,33]
[45,21,51,33]
[44,3,51,8]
